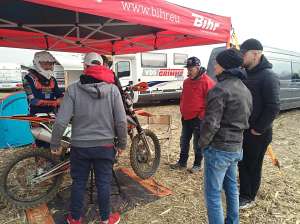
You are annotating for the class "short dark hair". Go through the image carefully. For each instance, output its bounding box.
[101,55,113,68]
[101,55,109,64]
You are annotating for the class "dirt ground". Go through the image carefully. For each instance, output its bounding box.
[0,103,299,224]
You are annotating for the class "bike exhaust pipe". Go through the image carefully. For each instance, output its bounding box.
[31,127,52,143]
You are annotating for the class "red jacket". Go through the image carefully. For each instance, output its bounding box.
[84,65,115,84]
[180,73,215,120]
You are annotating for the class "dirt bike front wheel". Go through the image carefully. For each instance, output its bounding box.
[0,149,63,209]
[130,129,161,179]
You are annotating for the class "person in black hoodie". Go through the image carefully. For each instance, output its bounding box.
[238,39,280,209]
[199,49,252,224]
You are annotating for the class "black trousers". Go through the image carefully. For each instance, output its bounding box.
[238,128,272,201]
[178,117,203,167]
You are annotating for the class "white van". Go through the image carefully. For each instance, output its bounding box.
[0,63,23,90]
[113,50,189,103]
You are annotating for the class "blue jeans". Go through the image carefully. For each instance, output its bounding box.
[70,146,115,221]
[204,146,243,224]
[178,117,203,167]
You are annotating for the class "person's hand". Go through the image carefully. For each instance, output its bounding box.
[46,100,59,107]
[251,129,262,136]
[116,148,124,157]
[58,97,63,105]
[51,146,63,156]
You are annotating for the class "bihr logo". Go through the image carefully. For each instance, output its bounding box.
[192,13,220,31]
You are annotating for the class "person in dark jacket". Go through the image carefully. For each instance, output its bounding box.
[50,52,126,224]
[238,39,280,209]
[199,49,252,224]
[170,56,215,173]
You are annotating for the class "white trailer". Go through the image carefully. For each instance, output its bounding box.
[113,50,189,103]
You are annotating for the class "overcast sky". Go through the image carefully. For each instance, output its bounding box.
[0,0,299,67]
[169,0,300,52]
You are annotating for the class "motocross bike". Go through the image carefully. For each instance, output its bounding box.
[0,82,161,209]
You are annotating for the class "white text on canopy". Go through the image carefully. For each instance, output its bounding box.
[192,13,220,31]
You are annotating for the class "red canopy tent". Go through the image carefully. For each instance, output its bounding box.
[0,0,231,54]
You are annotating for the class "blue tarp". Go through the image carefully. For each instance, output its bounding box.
[0,91,34,149]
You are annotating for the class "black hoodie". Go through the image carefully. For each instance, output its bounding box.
[243,55,280,133]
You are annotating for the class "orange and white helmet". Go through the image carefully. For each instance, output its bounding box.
[33,51,58,79]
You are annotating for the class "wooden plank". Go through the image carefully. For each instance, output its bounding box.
[148,115,171,125]
[26,203,55,224]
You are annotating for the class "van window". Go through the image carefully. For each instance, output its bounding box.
[292,62,300,82]
[269,59,292,80]
[207,47,225,78]
[116,61,130,78]
[174,53,188,65]
[141,53,167,68]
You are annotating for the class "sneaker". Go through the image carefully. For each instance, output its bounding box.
[66,214,82,224]
[169,162,186,170]
[239,198,255,210]
[188,165,201,173]
[100,212,121,224]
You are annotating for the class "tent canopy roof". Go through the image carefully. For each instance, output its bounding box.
[0,0,231,55]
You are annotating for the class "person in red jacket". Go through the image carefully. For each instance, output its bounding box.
[170,57,215,173]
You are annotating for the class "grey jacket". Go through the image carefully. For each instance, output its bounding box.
[50,81,127,149]
[199,68,253,152]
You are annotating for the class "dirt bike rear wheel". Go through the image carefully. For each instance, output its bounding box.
[0,149,63,209]
[130,129,161,179]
